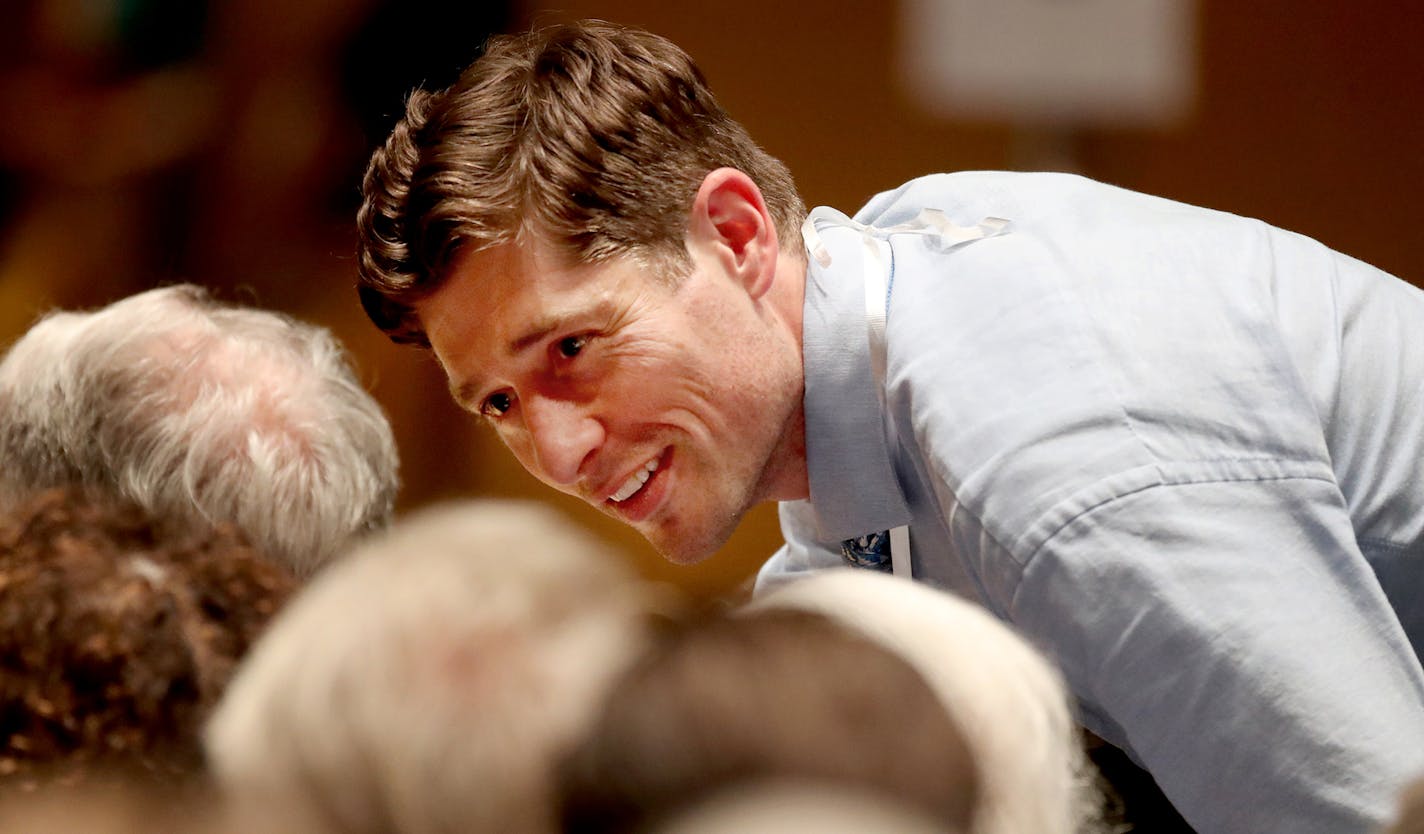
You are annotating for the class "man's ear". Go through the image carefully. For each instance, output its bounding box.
[688,168,779,298]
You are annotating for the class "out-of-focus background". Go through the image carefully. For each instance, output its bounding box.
[2,0,1420,599]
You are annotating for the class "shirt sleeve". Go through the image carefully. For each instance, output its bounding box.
[754,499,851,595]
[1012,470,1424,834]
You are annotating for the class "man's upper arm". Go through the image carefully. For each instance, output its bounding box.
[1013,472,1424,834]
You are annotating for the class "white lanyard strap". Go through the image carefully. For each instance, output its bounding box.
[802,206,1010,579]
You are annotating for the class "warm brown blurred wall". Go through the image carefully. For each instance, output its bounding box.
[2,0,1420,600]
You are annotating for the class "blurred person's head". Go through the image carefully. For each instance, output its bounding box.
[558,608,979,833]
[648,780,961,834]
[0,779,314,834]
[205,499,671,834]
[0,487,296,790]
[750,570,1107,834]
[0,782,207,834]
[0,283,400,576]
[1387,776,1424,834]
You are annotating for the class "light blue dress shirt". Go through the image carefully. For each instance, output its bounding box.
[758,171,1424,833]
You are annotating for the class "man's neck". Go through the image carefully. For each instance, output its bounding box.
[758,246,811,502]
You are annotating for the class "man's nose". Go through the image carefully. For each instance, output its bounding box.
[523,395,604,488]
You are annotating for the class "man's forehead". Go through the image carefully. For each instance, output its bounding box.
[447,234,576,280]
[435,241,587,328]
[439,236,643,320]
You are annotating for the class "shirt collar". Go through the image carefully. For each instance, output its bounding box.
[799,222,912,542]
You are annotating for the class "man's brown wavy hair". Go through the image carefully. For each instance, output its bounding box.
[356,19,805,347]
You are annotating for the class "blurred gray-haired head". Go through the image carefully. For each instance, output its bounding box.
[649,780,959,834]
[204,499,669,834]
[0,284,399,575]
[749,569,1107,834]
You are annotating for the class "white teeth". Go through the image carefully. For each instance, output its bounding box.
[610,457,660,503]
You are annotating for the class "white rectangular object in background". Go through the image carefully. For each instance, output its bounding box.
[898,0,1196,127]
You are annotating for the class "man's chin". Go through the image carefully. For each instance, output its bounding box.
[656,543,717,567]
[641,519,738,567]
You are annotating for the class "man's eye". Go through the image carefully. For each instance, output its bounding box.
[557,335,586,358]
[481,392,513,416]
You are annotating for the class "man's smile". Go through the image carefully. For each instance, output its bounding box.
[609,456,660,503]
[602,448,672,523]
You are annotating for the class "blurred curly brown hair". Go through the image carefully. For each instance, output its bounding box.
[0,487,296,790]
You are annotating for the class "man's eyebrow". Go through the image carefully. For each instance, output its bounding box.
[450,376,483,410]
[507,317,561,354]
[510,297,616,354]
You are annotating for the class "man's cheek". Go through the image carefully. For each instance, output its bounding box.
[500,432,538,474]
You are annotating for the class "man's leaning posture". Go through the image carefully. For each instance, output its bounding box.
[356,20,1424,832]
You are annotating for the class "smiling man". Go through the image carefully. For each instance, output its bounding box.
[355,20,1424,834]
